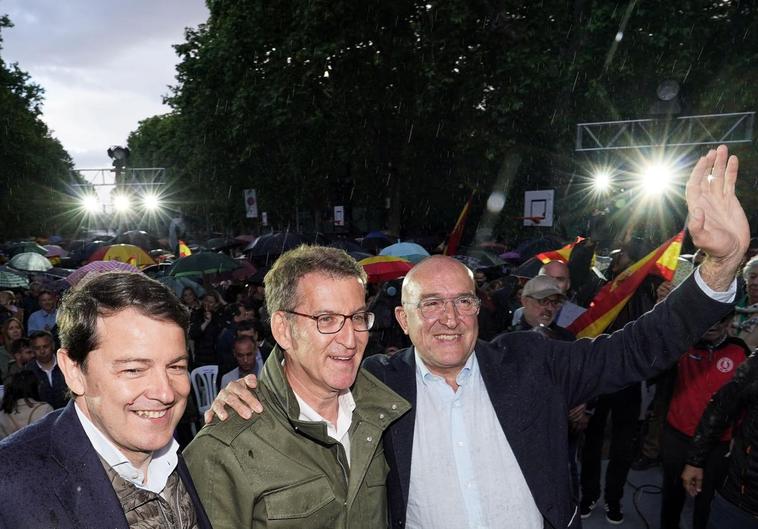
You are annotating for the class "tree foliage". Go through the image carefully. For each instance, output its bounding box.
[129,0,758,242]
[0,15,78,239]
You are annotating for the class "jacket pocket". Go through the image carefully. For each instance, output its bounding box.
[264,475,336,520]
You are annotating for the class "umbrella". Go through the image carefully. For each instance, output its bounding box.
[360,231,395,253]
[327,238,365,254]
[43,245,69,258]
[234,234,258,243]
[157,275,206,298]
[0,269,29,288]
[113,230,161,251]
[9,252,53,272]
[206,237,244,252]
[142,263,174,278]
[244,232,308,256]
[379,242,430,264]
[514,256,543,278]
[452,255,483,271]
[88,244,156,268]
[169,252,243,278]
[8,241,48,258]
[358,255,413,284]
[466,249,506,268]
[66,261,141,287]
[231,259,257,282]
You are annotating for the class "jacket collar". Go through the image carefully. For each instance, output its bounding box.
[261,346,409,444]
[50,402,130,529]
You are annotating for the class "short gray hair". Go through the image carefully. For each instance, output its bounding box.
[264,245,367,315]
[744,256,758,280]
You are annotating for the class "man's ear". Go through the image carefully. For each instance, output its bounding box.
[270,311,294,350]
[57,348,85,396]
[394,306,410,335]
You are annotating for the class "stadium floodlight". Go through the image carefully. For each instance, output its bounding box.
[113,194,131,212]
[592,169,612,193]
[81,194,101,214]
[638,161,674,196]
[142,193,161,211]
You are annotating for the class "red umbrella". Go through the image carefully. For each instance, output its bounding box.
[358,256,413,284]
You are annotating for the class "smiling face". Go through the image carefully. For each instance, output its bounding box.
[395,256,479,382]
[59,308,190,472]
[272,272,368,401]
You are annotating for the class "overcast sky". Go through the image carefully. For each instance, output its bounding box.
[0,0,209,172]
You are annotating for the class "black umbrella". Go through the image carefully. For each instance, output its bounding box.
[244,232,309,257]
[328,238,365,254]
[206,237,244,252]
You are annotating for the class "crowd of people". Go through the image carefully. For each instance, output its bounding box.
[0,145,756,529]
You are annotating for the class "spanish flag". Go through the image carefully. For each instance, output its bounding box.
[536,237,585,264]
[444,193,474,256]
[567,230,684,338]
[179,240,192,258]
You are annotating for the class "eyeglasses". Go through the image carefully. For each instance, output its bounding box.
[284,310,375,334]
[405,295,481,319]
[528,296,564,308]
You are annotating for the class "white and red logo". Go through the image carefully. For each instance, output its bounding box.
[716,357,735,373]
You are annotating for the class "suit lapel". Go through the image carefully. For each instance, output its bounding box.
[476,340,531,451]
[50,403,129,529]
[383,348,417,511]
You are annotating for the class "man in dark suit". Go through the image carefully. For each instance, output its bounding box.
[210,145,748,529]
[0,272,212,529]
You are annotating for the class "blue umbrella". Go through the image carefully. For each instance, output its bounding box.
[380,242,430,264]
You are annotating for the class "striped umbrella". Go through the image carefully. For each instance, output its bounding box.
[358,255,413,284]
[9,252,53,272]
[0,269,29,289]
[66,261,141,287]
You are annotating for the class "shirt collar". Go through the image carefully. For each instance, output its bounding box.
[74,402,179,494]
[414,347,476,387]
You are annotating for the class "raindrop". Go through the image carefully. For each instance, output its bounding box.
[323,71,330,78]
[615,31,623,42]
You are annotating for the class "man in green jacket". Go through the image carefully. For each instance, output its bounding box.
[184,245,410,529]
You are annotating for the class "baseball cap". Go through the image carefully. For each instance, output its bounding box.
[522,275,566,300]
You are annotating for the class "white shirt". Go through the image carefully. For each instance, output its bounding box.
[293,390,356,465]
[74,403,180,495]
[36,358,57,386]
[406,350,542,529]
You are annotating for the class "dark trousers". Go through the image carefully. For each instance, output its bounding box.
[580,384,641,505]
[708,492,758,529]
[661,424,729,529]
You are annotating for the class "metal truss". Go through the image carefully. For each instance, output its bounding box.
[71,167,166,187]
[575,112,754,152]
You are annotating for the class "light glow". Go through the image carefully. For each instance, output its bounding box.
[113,194,131,212]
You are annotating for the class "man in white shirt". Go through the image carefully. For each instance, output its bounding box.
[219,335,258,388]
[0,272,212,529]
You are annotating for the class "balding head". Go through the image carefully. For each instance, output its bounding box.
[396,256,479,387]
[538,260,570,294]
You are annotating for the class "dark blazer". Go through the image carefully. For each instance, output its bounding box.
[363,273,733,529]
[0,401,212,529]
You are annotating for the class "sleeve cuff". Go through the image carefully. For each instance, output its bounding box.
[694,268,737,304]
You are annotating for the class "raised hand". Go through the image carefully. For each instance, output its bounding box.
[686,145,750,290]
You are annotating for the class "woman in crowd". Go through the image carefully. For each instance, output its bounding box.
[0,317,24,379]
[181,286,202,311]
[0,370,54,439]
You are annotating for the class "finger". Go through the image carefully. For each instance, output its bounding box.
[242,373,259,389]
[218,392,253,419]
[685,155,708,204]
[711,144,729,182]
[204,409,216,425]
[698,149,717,197]
[723,154,739,197]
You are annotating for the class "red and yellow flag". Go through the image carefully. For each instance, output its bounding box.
[536,237,585,264]
[567,230,684,338]
[179,240,192,257]
[444,193,474,256]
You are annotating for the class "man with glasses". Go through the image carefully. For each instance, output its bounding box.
[184,245,410,529]
[512,275,573,339]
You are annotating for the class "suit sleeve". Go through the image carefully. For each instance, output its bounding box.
[493,272,735,408]
[686,353,757,467]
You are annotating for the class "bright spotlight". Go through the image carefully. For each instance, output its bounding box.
[592,170,612,192]
[639,162,673,196]
[81,195,101,213]
[142,193,161,211]
[113,194,131,212]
